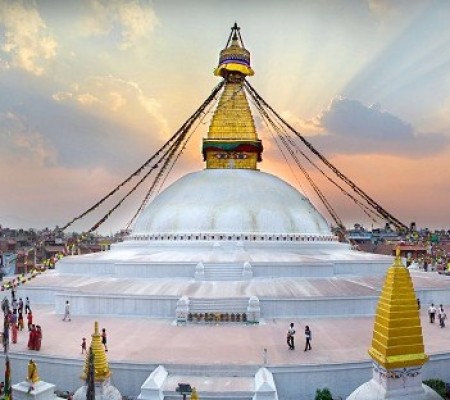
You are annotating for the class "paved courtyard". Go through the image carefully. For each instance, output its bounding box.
[8,304,450,366]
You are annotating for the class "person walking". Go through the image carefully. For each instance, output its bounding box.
[101,328,108,352]
[27,311,33,331]
[439,305,446,328]
[25,297,31,314]
[11,320,18,344]
[9,310,17,327]
[62,300,71,322]
[428,303,436,323]
[304,325,312,351]
[81,337,87,354]
[18,298,24,314]
[286,322,295,350]
[17,310,24,331]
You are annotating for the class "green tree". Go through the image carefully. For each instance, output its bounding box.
[315,388,333,400]
[423,379,446,398]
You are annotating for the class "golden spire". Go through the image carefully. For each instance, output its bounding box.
[202,23,263,169]
[81,321,111,382]
[214,22,254,78]
[368,248,428,369]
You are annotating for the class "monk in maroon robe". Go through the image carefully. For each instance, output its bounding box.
[28,324,36,350]
[35,325,42,351]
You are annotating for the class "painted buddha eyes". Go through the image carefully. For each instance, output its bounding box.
[216,153,248,159]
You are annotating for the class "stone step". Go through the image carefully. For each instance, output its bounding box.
[190,300,249,307]
[189,303,249,309]
[203,276,243,281]
[203,273,242,276]
[189,299,249,313]
[139,366,277,400]
[196,263,251,282]
[203,264,244,269]
[189,306,249,313]
[163,375,254,400]
[202,277,245,281]
[204,271,243,276]
[204,269,243,274]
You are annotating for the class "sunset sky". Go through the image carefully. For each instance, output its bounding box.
[1,0,450,234]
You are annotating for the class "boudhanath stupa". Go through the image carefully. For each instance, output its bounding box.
[7,25,450,400]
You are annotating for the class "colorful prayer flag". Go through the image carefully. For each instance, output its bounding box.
[4,356,12,400]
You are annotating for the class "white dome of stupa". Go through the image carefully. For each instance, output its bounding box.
[132,169,331,237]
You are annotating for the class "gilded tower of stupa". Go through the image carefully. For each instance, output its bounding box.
[347,249,440,400]
[202,23,263,169]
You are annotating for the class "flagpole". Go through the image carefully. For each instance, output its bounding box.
[2,296,11,400]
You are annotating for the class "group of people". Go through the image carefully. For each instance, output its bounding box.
[8,308,34,344]
[286,322,312,351]
[6,290,41,349]
[28,324,43,351]
[428,303,447,328]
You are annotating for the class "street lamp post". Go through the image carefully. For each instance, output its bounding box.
[176,383,192,400]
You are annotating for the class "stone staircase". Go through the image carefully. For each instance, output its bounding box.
[176,296,261,324]
[138,365,279,400]
[203,263,245,281]
[163,374,254,399]
[188,297,250,314]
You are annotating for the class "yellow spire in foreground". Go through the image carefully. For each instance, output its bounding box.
[81,321,111,382]
[202,23,263,169]
[368,248,428,369]
[190,387,200,400]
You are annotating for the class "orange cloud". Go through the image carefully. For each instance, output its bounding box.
[0,0,57,75]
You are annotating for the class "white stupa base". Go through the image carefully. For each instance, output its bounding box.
[12,380,57,400]
[73,379,122,400]
[253,368,279,400]
[138,365,168,400]
[347,363,442,400]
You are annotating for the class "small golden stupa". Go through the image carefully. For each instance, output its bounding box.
[74,321,121,400]
[368,248,428,369]
[81,321,111,382]
[347,248,441,399]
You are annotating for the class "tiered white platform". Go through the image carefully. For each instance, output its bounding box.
[18,238,397,321]
[9,169,450,399]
